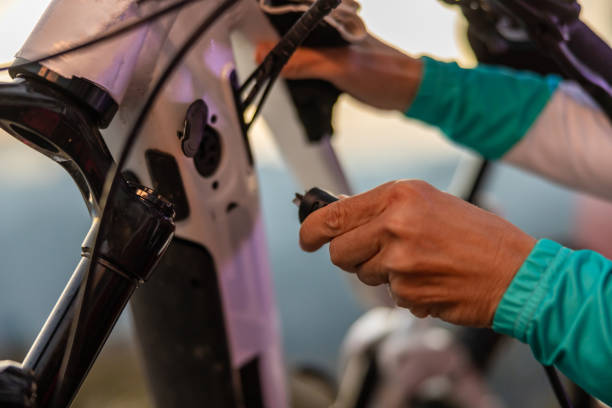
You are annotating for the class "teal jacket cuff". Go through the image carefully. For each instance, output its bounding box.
[492,239,612,405]
[405,56,561,159]
[492,239,565,340]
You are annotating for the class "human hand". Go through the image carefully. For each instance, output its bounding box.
[299,180,536,327]
[255,35,423,111]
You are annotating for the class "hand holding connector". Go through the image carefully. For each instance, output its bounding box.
[294,180,536,328]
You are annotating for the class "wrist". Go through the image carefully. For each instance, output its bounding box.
[486,229,537,326]
[397,55,423,112]
[331,49,423,111]
[492,239,565,336]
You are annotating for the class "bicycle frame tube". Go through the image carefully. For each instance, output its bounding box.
[100,2,288,405]
[15,0,172,104]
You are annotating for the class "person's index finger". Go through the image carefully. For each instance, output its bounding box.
[299,187,386,252]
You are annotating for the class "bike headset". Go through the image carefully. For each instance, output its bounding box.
[1,0,610,407]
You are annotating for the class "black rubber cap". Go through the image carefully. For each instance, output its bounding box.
[297,187,339,223]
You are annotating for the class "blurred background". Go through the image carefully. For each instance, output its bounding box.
[0,0,611,407]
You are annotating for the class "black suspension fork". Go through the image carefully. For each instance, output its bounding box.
[0,74,175,407]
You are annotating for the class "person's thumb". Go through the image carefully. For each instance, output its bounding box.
[255,42,344,81]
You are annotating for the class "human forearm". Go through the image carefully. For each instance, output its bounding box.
[258,40,612,199]
[404,56,560,159]
[405,57,612,200]
[255,36,423,111]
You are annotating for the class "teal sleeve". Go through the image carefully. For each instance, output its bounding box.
[493,239,612,405]
[405,57,561,159]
